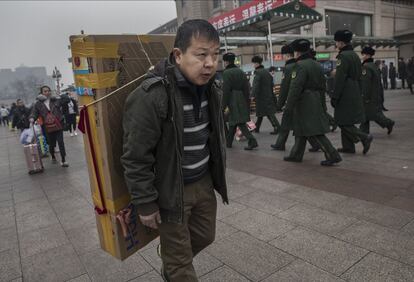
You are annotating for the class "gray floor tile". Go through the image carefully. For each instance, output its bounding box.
[402,220,414,236]
[14,197,52,218]
[13,189,46,204]
[0,226,18,253]
[0,210,16,230]
[341,252,414,281]
[337,221,414,266]
[193,251,223,277]
[263,259,345,282]
[19,224,69,258]
[16,208,60,233]
[277,204,357,235]
[214,220,238,241]
[234,190,297,215]
[0,199,13,208]
[55,206,96,231]
[0,248,21,281]
[80,248,152,282]
[129,271,163,282]
[66,274,91,282]
[11,277,23,282]
[221,208,296,241]
[326,198,414,230]
[43,186,77,201]
[226,182,256,200]
[226,169,258,184]
[207,231,294,281]
[21,244,85,282]
[67,219,101,255]
[0,190,13,202]
[244,176,295,194]
[200,266,249,282]
[278,186,348,209]
[216,201,247,220]
[270,227,368,275]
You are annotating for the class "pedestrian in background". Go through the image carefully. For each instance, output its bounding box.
[61,93,79,136]
[30,85,69,167]
[12,99,30,131]
[0,105,10,126]
[407,57,414,94]
[398,57,407,89]
[389,62,396,90]
[381,60,388,89]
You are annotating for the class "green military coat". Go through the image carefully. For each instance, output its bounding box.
[332,45,365,126]
[361,58,381,121]
[284,54,330,137]
[251,65,277,117]
[277,58,296,130]
[222,64,251,126]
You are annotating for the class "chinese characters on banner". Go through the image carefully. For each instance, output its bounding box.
[209,0,316,31]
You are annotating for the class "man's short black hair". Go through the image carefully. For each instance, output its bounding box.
[269,66,277,72]
[251,55,263,64]
[174,19,220,53]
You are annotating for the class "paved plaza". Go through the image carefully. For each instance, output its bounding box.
[1,89,414,282]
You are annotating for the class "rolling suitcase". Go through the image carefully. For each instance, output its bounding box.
[24,126,44,175]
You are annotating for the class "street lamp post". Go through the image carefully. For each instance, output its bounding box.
[52,66,62,95]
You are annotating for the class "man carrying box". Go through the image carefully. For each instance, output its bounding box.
[121,19,228,281]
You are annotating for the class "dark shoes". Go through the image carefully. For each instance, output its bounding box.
[308,147,321,152]
[321,156,342,166]
[244,142,258,151]
[283,156,302,163]
[254,128,260,133]
[362,135,374,155]
[382,107,389,111]
[387,121,395,135]
[337,148,356,154]
[270,144,285,151]
[331,124,338,132]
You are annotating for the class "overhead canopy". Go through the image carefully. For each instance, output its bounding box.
[209,0,322,36]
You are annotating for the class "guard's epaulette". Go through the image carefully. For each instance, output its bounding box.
[141,76,164,92]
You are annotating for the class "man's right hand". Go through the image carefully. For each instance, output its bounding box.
[139,210,161,229]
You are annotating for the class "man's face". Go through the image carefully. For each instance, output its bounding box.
[253,62,260,68]
[174,36,220,86]
[41,87,51,97]
[17,101,23,107]
[335,41,345,49]
[362,54,369,61]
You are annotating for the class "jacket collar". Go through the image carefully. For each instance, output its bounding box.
[255,65,264,70]
[285,58,296,66]
[225,63,237,70]
[362,58,374,65]
[296,52,313,62]
[339,44,354,54]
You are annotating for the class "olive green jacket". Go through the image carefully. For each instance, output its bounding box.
[284,54,330,137]
[278,58,296,130]
[361,59,381,120]
[252,65,277,117]
[332,45,365,125]
[222,64,251,126]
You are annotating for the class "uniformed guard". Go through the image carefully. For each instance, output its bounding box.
[222,52,258,150]
[271,44,296,150]
[360,46,395,134]
[251,55,281,134]
[331,30,373,155]
[283,39,342,166]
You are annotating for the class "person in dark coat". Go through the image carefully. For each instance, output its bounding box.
[251,55,281,134]
[331,30,373,155]
[407,57,414,94]
[61,93,79,136]
[222,52,258,150]
[381,60,388,90]
[398,58,407,89]
[12,99,30,131]
[271,44,296,150]
[283,39,341,166]
[389,62,396,90]
[359,47,395,135]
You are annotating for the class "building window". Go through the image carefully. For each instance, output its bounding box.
[213,0,221,9]
[325,10,372,37]
[239,0,251,6]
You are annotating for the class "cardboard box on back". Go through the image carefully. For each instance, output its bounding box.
[69,34,175,260]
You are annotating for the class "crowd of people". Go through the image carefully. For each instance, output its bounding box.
[380,57,414,94]
[3,86,79,168]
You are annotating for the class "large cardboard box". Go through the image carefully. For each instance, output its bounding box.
[69,34,175,260]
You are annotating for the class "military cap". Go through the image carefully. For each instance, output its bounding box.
[251,55,263,64]
[334,30,353,43]
[291,39,311,52]
[361,46,375,56]
[281,44,294,55]
[223,52,236,62]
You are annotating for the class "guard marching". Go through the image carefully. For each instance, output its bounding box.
[283,39,342,166]
[359,46,395,135]
[331,30,373,155]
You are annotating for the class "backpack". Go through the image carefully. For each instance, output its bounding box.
[44,111,62,133]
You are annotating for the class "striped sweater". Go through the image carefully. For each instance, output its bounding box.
[175,69,210,184]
